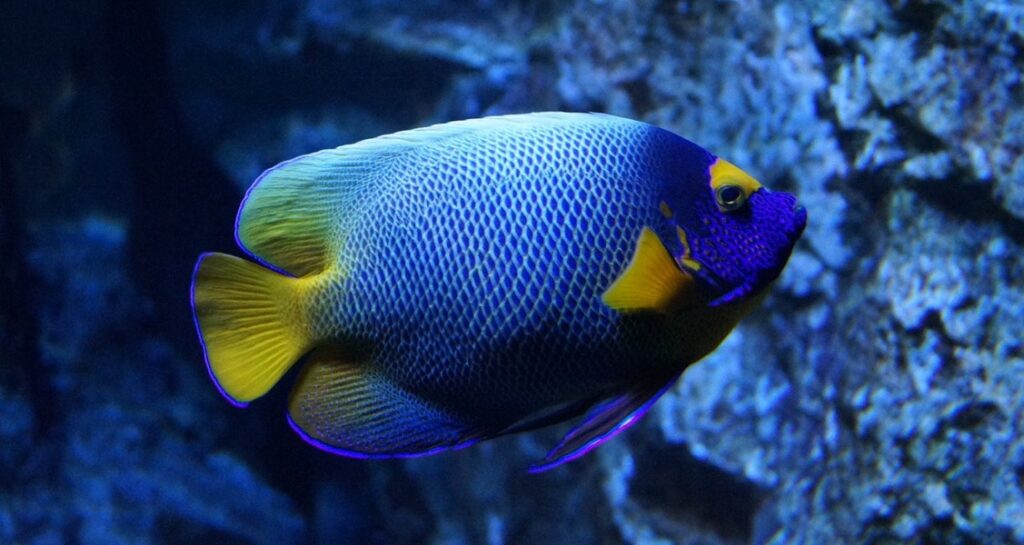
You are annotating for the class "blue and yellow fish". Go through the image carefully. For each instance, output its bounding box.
[190,112,806,471]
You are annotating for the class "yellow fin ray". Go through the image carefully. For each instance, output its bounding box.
[191,252,316,404]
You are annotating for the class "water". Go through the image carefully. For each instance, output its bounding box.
[2,1,1022,544]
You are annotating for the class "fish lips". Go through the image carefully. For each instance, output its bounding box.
[688,192,807,307]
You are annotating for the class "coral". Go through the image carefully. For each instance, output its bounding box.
[4,0,1024,543]
[749,190,1024,544]
[27,217,138,392]
[2,216,306,545]
[0,386,34,476]
[819,0,1024,218]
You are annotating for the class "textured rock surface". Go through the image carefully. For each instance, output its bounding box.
[2,0,1021,543]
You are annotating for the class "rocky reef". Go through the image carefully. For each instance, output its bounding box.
[2,0,1022,543]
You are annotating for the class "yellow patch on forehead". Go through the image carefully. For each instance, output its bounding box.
[710,158,762,197]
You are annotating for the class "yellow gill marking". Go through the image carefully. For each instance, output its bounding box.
[602,227,694,314]
[710,158,762,198]
[675,226,702,271]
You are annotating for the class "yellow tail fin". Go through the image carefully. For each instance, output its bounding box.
[191,252,315,405]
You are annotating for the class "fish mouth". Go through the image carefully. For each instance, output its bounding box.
[791,203,808,235]
[694,195,806,307]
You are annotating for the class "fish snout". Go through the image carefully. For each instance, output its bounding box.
[791,202,808,236]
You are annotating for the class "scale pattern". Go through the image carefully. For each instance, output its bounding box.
[304,115,711,434]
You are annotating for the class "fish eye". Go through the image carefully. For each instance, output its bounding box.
[715,184,746,212]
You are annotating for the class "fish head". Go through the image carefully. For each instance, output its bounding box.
[667,157,807,307]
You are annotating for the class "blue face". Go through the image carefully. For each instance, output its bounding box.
[660,157,807,307]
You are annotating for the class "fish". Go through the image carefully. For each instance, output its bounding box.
[190,112,807,471]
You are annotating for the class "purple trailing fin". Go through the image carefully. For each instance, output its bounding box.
[709,281,756,307]
[528,374,681,473]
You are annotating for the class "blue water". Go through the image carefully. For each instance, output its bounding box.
[2,1,1022,544]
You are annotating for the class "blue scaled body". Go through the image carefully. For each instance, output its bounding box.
[190,112,807,470]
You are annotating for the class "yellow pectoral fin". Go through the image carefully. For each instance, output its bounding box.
[602,227,695,314]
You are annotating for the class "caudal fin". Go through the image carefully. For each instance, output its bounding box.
[191,252,315,405]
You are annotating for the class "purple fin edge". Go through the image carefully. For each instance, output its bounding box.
[527,375,680,473]
[285,412,481,460]
[190,253,249,408]
[709,281,755,308]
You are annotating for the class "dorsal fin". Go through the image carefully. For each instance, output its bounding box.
[235,113,636,277]
[235,148,373,277]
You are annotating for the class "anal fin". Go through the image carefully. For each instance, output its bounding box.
[287,346,484,458]
[528,375,680,473]
[498,396,599,437]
